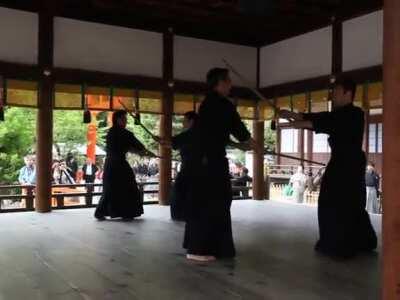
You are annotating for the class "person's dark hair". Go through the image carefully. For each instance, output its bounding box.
[242,167,249,174]
[183,111,198,122]
[335,77,357,101]
[206,68,229,89]
[112,110,127,126]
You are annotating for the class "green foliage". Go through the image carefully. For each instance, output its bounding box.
[0,108,90,184]
[129,114,160,153]
[264,121,277,151]
[0,107,276,184]
[53,110,89,154]
[0,107,36,184]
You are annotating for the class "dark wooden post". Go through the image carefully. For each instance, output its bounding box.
[252,47,265,200]
[331,18,343,78]
[56,195,64,208]
[35,8,54,213]
[382,1,400,299]
[85,184,93,206]
[298,129,305,165]
[362,83,370,157]
[158,28,174,205]
[306,92,313,168]
[252,118,265,200]
[276,127,281,165]
[25,185,34,210]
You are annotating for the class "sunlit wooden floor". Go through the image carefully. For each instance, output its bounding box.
[0,200,381,300]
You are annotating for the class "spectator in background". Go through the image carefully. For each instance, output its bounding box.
[66,152,78,181]
[290,165,307,203]
[365,162,380,214]
[82,158,99,184]
[18,155,36,185]
[52,160,75,184]
[233,167,253,198]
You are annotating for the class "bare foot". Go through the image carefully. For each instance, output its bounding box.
[186,254,216,262]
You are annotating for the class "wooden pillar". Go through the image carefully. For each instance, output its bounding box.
[276,127,281,165]
[35,10,53,213]
[274,99,282,165]
[158,28,174,206]
[252,47,265,200]
[306,92,313,167]
[331,18,343,78]
[252,119,265,200]
[382,1,400,299]
[362,83,370,157]
[298,129,305,165]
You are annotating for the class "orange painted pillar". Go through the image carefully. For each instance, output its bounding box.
[86,95,98,162]
[87,120,97,162]
[382,1,400,299]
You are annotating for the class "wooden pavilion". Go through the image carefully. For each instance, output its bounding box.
[0,0,398,299]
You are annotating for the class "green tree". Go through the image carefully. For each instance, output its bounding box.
[0,107,36,184]
[0,109,94,184]
[53,110,89,154]
[264,121,277,151]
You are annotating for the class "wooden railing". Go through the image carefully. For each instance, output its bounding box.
[0,182,159,213]
[266,164,324,205]
[0,181,252,213]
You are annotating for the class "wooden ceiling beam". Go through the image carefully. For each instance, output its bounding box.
[0,0,383,47]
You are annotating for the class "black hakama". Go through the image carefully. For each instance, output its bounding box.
[183,91,251,258]
[303,104,377,257]
[95,126,145,219]
[170,128,197,221]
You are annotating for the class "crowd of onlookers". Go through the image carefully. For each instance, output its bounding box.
[285,162,381,214]
[133,159,159,181]
[17,153,160,187]
[18,154,103,185]
[16,154,382,214]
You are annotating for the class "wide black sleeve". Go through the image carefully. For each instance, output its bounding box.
[229,104,251,142]
[126,130,146,153]
[172,129,192,150]
[302,112,333,134]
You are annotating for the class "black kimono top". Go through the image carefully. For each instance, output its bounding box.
[198,91,251,160]
[105,126,146,160]
[303,104,364,159]
[172,127,198,172]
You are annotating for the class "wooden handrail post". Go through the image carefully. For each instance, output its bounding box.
[85,184,93,206]
[56,195,64,208]
[26,186,34,210]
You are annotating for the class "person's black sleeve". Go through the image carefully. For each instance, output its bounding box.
[302,112,333,134]
[229,104,251,142]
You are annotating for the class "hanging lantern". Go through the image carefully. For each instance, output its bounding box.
[83,109,91,124]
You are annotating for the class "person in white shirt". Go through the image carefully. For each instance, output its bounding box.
[82,158,98,183]
[290,165,308,203]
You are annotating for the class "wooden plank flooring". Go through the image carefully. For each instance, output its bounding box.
[0,201,381,300]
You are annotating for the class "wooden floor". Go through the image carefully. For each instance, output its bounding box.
[0,201,381,300]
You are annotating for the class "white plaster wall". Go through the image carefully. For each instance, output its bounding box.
[54,17,162,77]
[0,7,38,64]
[260,27,332,87]
[343,11,383,71]
[174,36,257,86]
